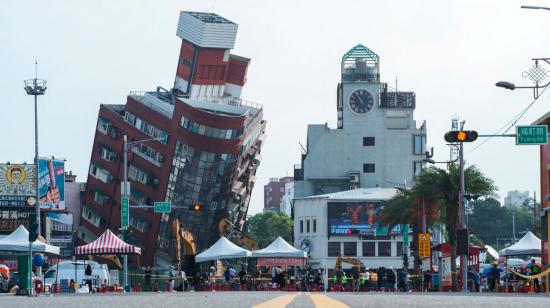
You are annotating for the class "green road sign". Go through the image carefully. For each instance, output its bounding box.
[403,224,409,247]
[154,201,172,213]
[121,196,129,229]
[516,125,548,145]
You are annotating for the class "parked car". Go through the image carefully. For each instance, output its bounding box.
[43,260,110,288]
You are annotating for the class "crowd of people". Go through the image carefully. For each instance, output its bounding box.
[329,266,412,292]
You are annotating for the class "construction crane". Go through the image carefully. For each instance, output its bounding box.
[218,218,259,250]
[172,219,197,269]
[334,254,364,269]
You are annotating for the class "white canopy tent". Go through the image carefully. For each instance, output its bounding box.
[499,231,541,257]
[0,225,60,254]
[195,236,252,262]
[251,236,307,258]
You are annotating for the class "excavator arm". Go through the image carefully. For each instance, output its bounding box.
[335,254,364,269]
[218,218,259,250]
[172,219,197,267]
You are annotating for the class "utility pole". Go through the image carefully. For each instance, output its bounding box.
[24,62,47,295]
[459,140,468,292]
[123,135,129,291]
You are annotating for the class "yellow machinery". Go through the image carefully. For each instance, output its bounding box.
[218,219,259,250]
[335,254,364,270]
[172,219,197,267]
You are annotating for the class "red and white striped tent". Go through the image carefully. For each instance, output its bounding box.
[75,229,141,255]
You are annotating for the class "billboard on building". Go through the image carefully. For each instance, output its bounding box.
[45,212,73,257]
[0,164,36,206]
[327,201,386,235]
[38,158,65,210]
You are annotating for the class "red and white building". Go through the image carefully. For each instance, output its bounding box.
[77,11,266,267]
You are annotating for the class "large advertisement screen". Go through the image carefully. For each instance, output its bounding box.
[38,158,65,210]
[0,164,36,206]
[327,201,387,236]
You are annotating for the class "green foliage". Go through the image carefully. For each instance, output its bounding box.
[468,197,541,249]
[245,211,293,248]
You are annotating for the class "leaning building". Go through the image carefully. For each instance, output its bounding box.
[77,11,266,267]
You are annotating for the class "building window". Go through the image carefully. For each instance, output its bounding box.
[313,219,317,233]
[128,165,149,185]
[363,163,375,173]
[378,242,391,257]
[413,135,424,155]
[130,189,145,205]
[362,242,375,257]
[343,242,357,257]
[363,137,375,146]
[300,220,303,233]
[414,161,423,176]
[82,206,101,228]
[99,146,116,162]
[125,111,168,144]
[89,164,112,183]
[306,220,310,233]
[180,116,242,140]
[328,242,341,257]
[396,242,404,257]
[280,187,285,193]
[92,189,109,206]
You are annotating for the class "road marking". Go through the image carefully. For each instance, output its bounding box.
[252,294,297,308]
[310,294,349,308]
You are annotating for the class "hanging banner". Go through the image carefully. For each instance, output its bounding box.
[256,258,306,266]
[441,255,452,288]
[38,158,65,210]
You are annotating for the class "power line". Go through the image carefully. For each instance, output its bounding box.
[467,85,549,154]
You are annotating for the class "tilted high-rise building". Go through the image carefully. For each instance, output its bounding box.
[77,11,266,267]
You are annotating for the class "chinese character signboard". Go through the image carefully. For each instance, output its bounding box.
[0,164,35,206]
[0,207,34,233]
[38,158,65,210]
[418,233,431,258]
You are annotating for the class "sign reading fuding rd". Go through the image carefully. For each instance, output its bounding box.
[154,201,172,213]
[121,196,129,229]
[516,125,548,145]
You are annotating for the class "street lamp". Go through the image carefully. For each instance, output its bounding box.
[495,58,550,99]
[24,63,47,295]
[521,5,550,11]
[121,134,166,291]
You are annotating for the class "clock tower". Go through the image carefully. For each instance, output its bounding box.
[294,44,427,198]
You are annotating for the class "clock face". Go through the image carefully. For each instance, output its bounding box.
[348,89,374,114]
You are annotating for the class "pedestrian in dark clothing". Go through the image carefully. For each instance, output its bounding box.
[238,267,247,289]
[488,264,500,292]
[143,266,152,292]
[423,270,432,292]
[224,268,231,284]
[335,267,344,291]
[351,267,360,292]
[397,269,408,292]
[376,267,386,291]
[84,264,93,293]
[386,267,396,292]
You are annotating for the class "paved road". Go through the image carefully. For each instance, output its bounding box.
[2,292,550,308]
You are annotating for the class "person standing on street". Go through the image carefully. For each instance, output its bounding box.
[376,267,385,292]
[397,269,408,292]
[84,264,93,293]
[423,270,432,292]
[335,266,344,291]
[529,259,541,293]
[143,266,152,292]
[386,267,396,292]
[351,266,360,292]
[488,263,500,292]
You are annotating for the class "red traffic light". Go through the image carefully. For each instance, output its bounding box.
[444,130,478,143]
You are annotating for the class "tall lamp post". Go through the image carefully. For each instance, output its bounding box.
[121,134,166,291]
[24,66,47,290]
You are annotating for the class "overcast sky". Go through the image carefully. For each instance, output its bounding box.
[1,0,550,214]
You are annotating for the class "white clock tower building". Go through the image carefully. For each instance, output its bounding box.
[294,44,427,197]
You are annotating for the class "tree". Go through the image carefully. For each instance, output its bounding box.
[381,164,496,291]
[245,211,293,248]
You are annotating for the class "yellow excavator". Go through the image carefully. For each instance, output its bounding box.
[218,218,259,250]
[172,219,197,268]
[335,254,364,270]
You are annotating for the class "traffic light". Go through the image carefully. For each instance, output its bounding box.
[28,213,38,242]
[456,228,469,255]
[192,203,202,212]
[403,253,409,268]
[444,130,478,143]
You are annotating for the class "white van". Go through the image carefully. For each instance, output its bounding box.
[43,261,110,287]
